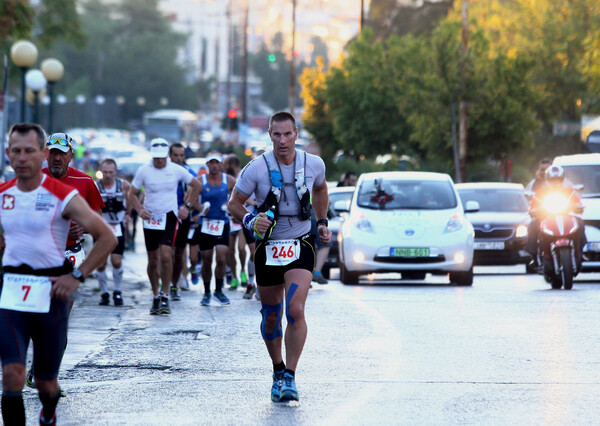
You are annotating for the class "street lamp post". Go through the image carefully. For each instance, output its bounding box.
[41,58,64,133]
[10,40,38,122]
[25,69,47,124]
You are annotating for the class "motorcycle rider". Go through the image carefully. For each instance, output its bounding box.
[527,165,586,269]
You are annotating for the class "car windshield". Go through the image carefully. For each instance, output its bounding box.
[357,179,457,210]
[561,164,600,197]
[458,189,528,212]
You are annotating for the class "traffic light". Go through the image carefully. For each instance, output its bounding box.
[222,109,239,131]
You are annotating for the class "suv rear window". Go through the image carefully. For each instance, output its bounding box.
[357,179,457,210]
[458,189,528,212]
[561,164,600,197]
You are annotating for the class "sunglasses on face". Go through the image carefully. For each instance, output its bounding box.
[46,137,73,150]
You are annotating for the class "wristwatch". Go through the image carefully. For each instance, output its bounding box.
[316,218,329,227]
[71,269,85,282]
[184,202,192,208]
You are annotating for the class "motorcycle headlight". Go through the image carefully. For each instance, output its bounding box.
[444,214,464,233]
[542,193,569,215]
[516,224,528,238]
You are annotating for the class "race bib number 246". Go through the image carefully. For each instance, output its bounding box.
[265,240,300,266]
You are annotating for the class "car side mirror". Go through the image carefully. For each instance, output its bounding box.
[333,200,350,213]
[464,200,480,213]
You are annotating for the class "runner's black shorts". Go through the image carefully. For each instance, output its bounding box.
[142,211,178,251]
[194,222,231,251]
[0,261,72,380]
[174,216,192,249]
[255,232,315,287]
[94,223,125,255]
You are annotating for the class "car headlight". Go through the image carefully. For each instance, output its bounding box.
[516,224,528,238]
[355,219,375,233]
[444,214,464,233]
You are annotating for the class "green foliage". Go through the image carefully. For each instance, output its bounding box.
[40,0,198,124]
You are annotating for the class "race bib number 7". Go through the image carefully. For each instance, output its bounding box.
[0,273,52,313]
[143,213,167,230]
[266,240,300,266]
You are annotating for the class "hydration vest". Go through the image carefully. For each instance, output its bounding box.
[258,151,312,221]
[96,178,126,223]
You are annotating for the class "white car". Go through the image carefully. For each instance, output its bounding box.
[338,171,476,285]
[553,153,600,271]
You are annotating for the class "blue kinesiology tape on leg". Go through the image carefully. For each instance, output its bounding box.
[285,283,299,325]
[260,301,284,340]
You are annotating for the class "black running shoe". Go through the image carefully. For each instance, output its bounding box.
[150,298,160,315]
[160,296,171,314]
[99,292,110,306]
[113,291,123,306]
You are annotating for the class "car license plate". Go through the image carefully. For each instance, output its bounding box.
[390,248,430,257]
[586,242,600,252]
[474,242,505,250]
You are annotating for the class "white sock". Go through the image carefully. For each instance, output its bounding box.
[97,270,108,294]
[112,266,124,292]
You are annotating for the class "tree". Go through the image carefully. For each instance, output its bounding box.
[43,0,198,123]
[323,29,411,158]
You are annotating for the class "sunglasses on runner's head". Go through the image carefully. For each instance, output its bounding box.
[46,137,73,150]
[152,142,168,147]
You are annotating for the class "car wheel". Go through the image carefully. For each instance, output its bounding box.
[449,267,473,286]
[340,263,359,285]
[322,266,331,280]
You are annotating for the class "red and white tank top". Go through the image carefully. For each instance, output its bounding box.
[0,175,78,269]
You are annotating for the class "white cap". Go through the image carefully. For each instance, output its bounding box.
[150,138,169,158]
[206,153,222,163]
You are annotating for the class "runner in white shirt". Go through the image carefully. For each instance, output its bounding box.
[0,123,116,425]
[127,138,201,315]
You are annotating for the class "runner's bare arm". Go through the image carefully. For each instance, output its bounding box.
[50,195,117,301]
[312,181,332,245]
[128,186,150,220]
[228,188,251,222]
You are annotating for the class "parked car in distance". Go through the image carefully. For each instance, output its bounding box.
[185,157,208,175]
[321,186,355,279]
[338,171,476,285]
[456,182,531,267]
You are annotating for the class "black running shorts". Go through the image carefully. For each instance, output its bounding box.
[255,233,315,287]
[142,211,178,252]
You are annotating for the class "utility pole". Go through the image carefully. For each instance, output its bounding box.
[458,0,469,182]
[360,0,365,31]
[226,0,233,115]
[241,0,249,123]
[289,0,296,115]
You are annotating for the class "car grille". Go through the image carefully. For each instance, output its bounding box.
[474,227,514,239]
[373,255,446,264]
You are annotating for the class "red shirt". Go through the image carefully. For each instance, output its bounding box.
[42,167,105,247]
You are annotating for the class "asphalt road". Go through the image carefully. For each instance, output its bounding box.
[19,254,600,425]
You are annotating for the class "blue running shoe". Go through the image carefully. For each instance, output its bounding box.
[280,372,299,401]
[271,371,285,402]
[201,293,211,306]
[213,291,230,305]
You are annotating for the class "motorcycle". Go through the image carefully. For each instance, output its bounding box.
[531,190,583,290]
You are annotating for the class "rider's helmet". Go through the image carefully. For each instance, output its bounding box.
[545,165,565,186]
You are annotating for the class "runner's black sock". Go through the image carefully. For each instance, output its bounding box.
[284,369,295,377]
[203,280,211,294]
[215,278,224,292]
[39,389,61,423]
[2,391,25,426]
[273,361,285,372]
